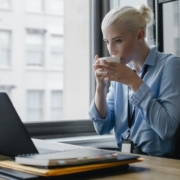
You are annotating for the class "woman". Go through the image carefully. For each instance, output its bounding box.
[89,4,180,157]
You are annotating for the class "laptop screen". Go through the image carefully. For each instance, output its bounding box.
[0,93,38,157]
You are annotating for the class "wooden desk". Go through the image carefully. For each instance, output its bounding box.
[0,155,179,180]
[111,155,180,180]
[59,154,180,180]
[34,139,180,179]
[0,139,180,179]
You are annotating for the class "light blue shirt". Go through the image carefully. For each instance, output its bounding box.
[89,46,180,157]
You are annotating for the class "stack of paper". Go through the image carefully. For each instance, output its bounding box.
[0,158,143,176]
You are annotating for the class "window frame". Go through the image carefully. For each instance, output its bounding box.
[0,29,11,67]
[26,29,46,67]
[156,0,179,52]
[49,34,63,68]
[26,90,44,122]
[50,90,63,120]
[24,120,97,139]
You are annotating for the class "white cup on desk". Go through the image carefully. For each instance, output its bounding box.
[98,57,120,64]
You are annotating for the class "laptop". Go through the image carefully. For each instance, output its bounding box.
[0,93,140,167]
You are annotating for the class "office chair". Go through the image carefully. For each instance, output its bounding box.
[172,122,180,160]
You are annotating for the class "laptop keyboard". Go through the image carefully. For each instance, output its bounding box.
[37,147,61,154]
[37,147,79,154]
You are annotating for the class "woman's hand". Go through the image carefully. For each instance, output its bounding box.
[93,55,108,118]
[95,60,143,92]
[93,55,107,88]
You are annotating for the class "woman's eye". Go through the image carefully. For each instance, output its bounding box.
[115,39,122,43]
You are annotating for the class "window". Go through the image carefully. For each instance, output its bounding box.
[26,30,44,66]
[175,37,180,56]
[0,0,89,123]
[0,30,11,66]
[51,91,63,120]
[26,0,44,13]
[163,1,179,56]
[0,0,70,123]
[27,91,44,121]
[50,35,63,68]
[174,1,179,25]
[0,0,11,9]
[47,0,63,15]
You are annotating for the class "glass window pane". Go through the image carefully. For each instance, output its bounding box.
[27,109,42,121]
[1,49,10,65]
[163,1,180,57]
[0,0,90,122]
[0,31,10,66]
[26,34,43,45]
[50,35,63,67]
[26,0,43,12]
[0,0,11,8]
[26,32,44,66]
[27,91,43,121]
[51,91,63,120]
[51,53,63,67]
[47,0,63,15]
[26,51,43,66]
[50,35,63,49]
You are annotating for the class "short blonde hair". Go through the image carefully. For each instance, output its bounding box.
[101,4,154,33]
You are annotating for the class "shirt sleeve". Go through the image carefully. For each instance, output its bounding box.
[89,83,115,135]
[130,57,180,140]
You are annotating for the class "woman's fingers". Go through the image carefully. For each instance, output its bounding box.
[95,64,115,72]
[104,75,116,81]
[93,55,101,71]
[94,55,99,63]
[93,55,120,82]
[96,69,114,77]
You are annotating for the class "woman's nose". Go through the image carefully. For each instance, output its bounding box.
[108,43,117,56]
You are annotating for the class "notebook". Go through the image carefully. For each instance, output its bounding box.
[0,93,140,167]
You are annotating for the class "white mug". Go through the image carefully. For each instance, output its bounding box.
[98,57,120,64]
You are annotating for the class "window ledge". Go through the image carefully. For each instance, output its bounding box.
[45,134,117,150]
[24,120,117,150]
[44,134,114,143]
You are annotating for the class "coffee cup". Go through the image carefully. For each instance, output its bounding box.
[98,57,120,64]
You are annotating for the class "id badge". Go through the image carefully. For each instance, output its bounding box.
[120,140,134,153]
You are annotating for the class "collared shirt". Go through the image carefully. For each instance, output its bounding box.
[89,46,180,157]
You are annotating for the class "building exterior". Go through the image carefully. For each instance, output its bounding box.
[0,0,178,122]
[0,0,90,122]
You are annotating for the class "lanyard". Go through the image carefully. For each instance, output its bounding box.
[126,64,149,140]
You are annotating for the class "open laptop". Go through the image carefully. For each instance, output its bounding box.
[0,93,139,167]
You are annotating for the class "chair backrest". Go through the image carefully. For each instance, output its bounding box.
[172,122,180,159]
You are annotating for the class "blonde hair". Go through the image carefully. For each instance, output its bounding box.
[101,4,154,33]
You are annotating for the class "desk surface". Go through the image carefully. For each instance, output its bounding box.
[0,139,179,180]
[107,155,180,180]
[0,155,179,180]
[64,155,180,180]
[33,139,180,180]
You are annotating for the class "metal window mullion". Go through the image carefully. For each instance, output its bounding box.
[89,0,110,104]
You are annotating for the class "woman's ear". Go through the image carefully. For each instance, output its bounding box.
[137,29,145,43]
